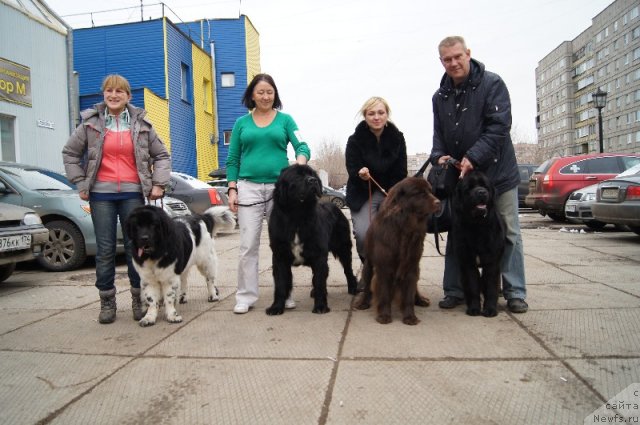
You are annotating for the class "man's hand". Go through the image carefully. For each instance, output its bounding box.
[149,185,165,200]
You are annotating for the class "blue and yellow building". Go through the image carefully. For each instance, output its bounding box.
[73,15,260,180]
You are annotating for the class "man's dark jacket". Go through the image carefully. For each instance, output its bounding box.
[430,58,519,195]
[345,121,407,211]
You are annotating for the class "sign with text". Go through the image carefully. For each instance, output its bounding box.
[0,57,32,107]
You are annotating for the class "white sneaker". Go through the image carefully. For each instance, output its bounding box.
[285,297,296,309]
[233,303,250,314]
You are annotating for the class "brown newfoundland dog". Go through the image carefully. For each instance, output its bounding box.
[452,170,506,317]
[355,177,441,325]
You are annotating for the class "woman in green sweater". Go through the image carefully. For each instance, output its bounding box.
[226,73,311,314]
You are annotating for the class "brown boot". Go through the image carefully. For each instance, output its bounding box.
[130,287,144,321]
[98,288,117,324]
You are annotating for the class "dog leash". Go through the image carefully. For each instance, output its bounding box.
[236,197,273,207]
[366,174,388,223]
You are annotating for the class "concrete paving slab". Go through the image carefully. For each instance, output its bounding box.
[148,309,348,359]
[0,309,61,334]
[516,256,585,285]
[49,358,333,425]
[566,358,640,404]
[327,360,602,425]
[0,309,189,355]
[0,285,97,310]
[563,263,640,286]
[0,351,131,425]
[525,283,640,310]
[519,309,640,357]
[343,310,552,360]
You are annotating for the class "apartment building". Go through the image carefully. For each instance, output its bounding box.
[536,0,640,158]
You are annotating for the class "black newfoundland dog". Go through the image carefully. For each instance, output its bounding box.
[355,177,441,325]
[267,164,358,315]
[452,170,506,317]
[125,205,236,326]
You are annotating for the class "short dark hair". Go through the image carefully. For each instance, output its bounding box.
[241,73,282,110]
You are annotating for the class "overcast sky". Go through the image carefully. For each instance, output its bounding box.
[47,0,614,155]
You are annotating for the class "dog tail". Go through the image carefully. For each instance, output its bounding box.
[203,206,236,235]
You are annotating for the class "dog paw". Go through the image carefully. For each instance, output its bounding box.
[375,314,392,324]
[139,317,156,327]
[466,307,481,316]
[482,308,498,317]
[312,305,331,314]
[166,313,183,323]
[208,294,220,302]
[266,306,284,316]
[402,315,420,325]
[179,295,187,304]
[415,294,430,307]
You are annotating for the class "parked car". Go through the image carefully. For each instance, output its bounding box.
[322,186,346,208]
[564,163,640,229]
[591,165,640,235]
[525,153,640,221]
[206,178,229,206]
[517,164,538,208]
[0,161,190,272]
[0,204,49,282]
[166,172,224,214]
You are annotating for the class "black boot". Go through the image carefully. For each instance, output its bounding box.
[130,287,144,321]
[98,288,117,324]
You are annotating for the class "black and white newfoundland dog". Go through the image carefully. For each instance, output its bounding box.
[125,205,236,326]
[452,170,506,317]
[267,164,358,315]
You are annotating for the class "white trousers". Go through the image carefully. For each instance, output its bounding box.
[235,180,274,306]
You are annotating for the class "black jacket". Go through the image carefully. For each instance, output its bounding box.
[345,121,407,211]
[430,58,519,195]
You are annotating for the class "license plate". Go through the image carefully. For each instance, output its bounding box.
[0,234,32,252]
[601,187,619,200]
[566,204,576,212]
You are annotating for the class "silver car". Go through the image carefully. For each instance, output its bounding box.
[0,204,49,282]
[0,161,189,272]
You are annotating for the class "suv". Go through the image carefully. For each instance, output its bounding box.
[525,154,640,221]
[0,204,49,282]
[517,164,538,208]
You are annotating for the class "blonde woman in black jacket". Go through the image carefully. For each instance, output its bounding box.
[345,96,407,262]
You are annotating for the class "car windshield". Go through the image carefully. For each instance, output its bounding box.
[3,167,74,190]
[616,163,640,178]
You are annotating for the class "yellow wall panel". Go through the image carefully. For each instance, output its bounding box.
[143,88,171,152]
[192,44,219,181]
[245,16,261,81]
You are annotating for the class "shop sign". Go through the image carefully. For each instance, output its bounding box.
[0,57,32,107]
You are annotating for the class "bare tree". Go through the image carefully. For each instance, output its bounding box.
[511,125,544,165]
[311,138,348,188]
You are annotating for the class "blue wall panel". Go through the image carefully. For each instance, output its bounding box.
[165,23,197,176]
[74,20,166,100]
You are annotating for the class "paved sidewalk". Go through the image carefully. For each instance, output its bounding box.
[0,212,639,424]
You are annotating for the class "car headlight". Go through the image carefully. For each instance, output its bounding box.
[22,212,43,225]
[585,193,596,201]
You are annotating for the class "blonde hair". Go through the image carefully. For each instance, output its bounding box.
[101,74,131,95]
[359,96,391,118]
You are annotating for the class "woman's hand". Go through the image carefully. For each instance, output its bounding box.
[149,185,165,200]
[228,187,238,213]
[358,167,370,181]
[79,190,89,201]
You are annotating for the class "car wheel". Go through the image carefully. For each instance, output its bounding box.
[629,226,640,236]
[585,220,607,230]
[37,220,87,272]
[0,263,16,283]
[332,197,345,209]
[547,212,566,222]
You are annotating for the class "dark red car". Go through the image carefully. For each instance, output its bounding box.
[525,153,640,221]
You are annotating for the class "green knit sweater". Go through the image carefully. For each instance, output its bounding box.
[226,111,311,183]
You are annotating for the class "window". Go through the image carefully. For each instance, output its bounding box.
[221,73,235,88]
[0,114,16,162]
[223,130,232,145]
[203,78,212,113]
[181,63,191,103]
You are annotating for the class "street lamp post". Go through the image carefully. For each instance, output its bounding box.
[592,88,608,154]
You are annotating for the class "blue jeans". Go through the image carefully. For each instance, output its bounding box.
[350,191,386,260]
[442,186,527,300]
[90,196,144,291]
